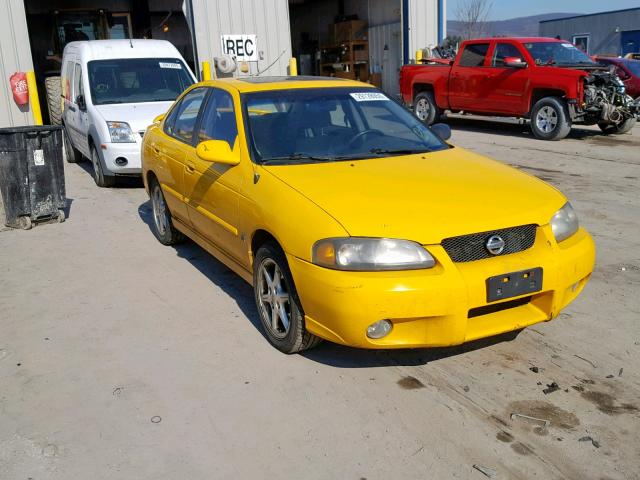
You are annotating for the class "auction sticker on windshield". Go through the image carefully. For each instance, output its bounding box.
[159,62,182,69]
[350,92,389,102]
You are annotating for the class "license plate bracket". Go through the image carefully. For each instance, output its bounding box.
[486,267,543,303]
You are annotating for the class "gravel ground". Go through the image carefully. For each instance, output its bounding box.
[1,120,639,480]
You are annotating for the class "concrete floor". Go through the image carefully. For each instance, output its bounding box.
[1,121,639,479]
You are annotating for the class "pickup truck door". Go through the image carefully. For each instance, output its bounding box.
[482,42,530,115]
[449,42,491,111]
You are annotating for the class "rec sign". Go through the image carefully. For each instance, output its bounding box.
[221,34,258,61]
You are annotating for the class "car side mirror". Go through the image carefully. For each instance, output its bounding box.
[196,139,240,166]
[504,57,527,68]
[431,123,451,141]
[153,113,166,123]
[76,94,86,111]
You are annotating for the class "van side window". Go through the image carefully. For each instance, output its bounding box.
[492,43,523,67]
[73,63,83,101]
[197,89,238,148]
[459,43,490,67]
[165,88,207,144]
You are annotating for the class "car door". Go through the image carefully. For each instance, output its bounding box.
[483,42,530,115]
[153,87,209,225]
[183,87,244,262]
[64,63,83,151]
[449,42,491,111]
[74,64,91,157]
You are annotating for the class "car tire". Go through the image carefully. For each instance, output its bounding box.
[90,146,115,187]
[63,126,83,163]
[253,242,322,354]
[44,76,62,125]
[149,178,184,245]
[530,97,571,141]
[414,91,439,125]
[598,116,636,135]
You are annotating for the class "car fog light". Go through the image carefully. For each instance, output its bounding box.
[367,320,393,339]
[115,157,128,166]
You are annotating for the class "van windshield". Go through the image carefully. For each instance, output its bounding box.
[87,58,194,105]
[244,88,448,164]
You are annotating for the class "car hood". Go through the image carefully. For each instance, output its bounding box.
[94,102,173,133]
[261,148,567,245]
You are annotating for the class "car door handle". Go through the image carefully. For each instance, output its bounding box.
[185,161,196,174]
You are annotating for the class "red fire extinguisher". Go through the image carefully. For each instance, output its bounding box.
[10,72,29,106]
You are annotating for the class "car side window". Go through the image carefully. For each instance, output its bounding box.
[459,43,490,67]
[197,88,239,148]
[165,88,207,144]
[492,43,523,67]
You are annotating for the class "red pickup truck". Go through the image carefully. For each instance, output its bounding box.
[400,37,639,140]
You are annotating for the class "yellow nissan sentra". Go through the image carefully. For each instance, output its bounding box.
[141,76,595,354]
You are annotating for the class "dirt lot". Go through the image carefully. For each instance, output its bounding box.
[1,121,639,480]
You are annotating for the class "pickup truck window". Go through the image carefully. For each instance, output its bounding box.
[459,43,489,67]
[492,43,522,67]
[523,42,594,66]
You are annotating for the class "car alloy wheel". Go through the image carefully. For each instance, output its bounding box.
[256,258,292,339]
[151,183,168,238]
[535,105,558,133]
[415,97,431,121]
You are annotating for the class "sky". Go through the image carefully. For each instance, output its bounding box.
[447,0,640,21]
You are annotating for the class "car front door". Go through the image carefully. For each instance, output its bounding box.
[65,63,85,152]
[483,42,530,115]
[449,42,491,112]
[183,87,244,262]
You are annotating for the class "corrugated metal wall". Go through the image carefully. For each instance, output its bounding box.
[0,0,35,128]
[407,0,441,61]
[369,23,402,96]
[191,0,292,77]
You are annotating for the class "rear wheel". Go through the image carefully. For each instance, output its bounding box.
[253,243,321,354]
[44,76,62,125]
[149,178,184,245]
[91,146,115,188]
[598,117,636,135]
[414,91,439,125]
[530,97,571,141]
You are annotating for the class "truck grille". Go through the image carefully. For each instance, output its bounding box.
[441,224,537,263]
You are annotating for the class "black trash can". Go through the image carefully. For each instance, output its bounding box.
[0,125,66,229]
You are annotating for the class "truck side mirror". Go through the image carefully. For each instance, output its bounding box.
[504,57,527,68]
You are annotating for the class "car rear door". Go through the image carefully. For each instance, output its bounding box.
[449,42,491,111]
[482,41,530,115]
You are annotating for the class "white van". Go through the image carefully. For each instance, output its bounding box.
[61,40,196,186]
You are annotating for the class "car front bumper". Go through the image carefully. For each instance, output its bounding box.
[287,225,595,349]
[101,142,142,175]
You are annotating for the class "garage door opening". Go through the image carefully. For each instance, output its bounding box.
[288,0,402,96]
[23,0,195,124]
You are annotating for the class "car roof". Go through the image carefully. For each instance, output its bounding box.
[64,40,182,61]
[466,37,569,44]
[198,76,377,93]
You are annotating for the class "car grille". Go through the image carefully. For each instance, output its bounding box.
[441,224,537,263]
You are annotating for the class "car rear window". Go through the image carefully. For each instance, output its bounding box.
[459,43,489,67]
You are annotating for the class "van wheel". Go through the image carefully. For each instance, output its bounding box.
[149,178,184,245]
[91,146,115,187]
[598,117,636,135]
[63,126,83,163]
[253,243,322,354]
[530,97,571,140]
[414,91,439,125]
[44,76,62,125]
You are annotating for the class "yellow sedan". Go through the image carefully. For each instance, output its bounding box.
[141,77,595,354]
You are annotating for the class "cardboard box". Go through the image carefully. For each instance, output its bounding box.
[334,71,356,80]
[334,20,367,42]
[354,49,368,62]
[369,73,382,88]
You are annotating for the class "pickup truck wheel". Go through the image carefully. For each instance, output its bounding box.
[598,117,636,135]
[414,92,439,125]
[253,243,322,354]
[530,97,571,141]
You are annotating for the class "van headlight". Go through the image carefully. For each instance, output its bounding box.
[550,202,579,242]
[312,238,435,271]
[107,121,136,143]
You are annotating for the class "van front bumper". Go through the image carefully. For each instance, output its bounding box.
[101,142,142,175]
[287,226,595,349]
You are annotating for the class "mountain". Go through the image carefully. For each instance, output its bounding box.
[447,12,582,38]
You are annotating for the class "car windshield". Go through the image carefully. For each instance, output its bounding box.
[523,42,595,66]
[243,88,448,164]
[88,58,194,105]
[622,59,640,76]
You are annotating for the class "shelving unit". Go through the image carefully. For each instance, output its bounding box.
[320,40,369,81]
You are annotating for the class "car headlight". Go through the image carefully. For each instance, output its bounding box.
[550,202,579,242]
[312,237,435,271]
[107,121,136,143]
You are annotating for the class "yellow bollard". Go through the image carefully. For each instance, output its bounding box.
[289,57,298,76]
[202,61,212,81]
[26,71,43,126]
[416,49,423,64]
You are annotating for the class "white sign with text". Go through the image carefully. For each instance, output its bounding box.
[221,35,258,61]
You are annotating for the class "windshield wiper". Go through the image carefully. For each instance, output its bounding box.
[369,148,433,155]
[260,153,336,165]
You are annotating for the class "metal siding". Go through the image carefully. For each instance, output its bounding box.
[407,0,439,62]
[0,0,35,127]
[192,0,291,77]
[369,23,402,96]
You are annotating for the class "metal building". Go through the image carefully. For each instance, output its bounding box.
[539,8,640,57]
[1,0,445,128]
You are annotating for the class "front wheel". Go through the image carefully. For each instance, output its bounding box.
[90,146,115,187]
[63,127,83,163]
[598,117,636,135]
[253,243,321,354]
[530,97,571,141]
